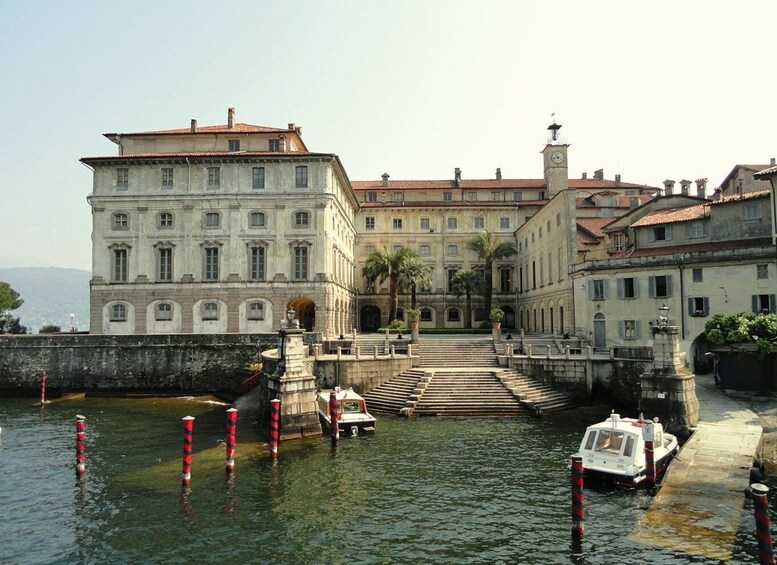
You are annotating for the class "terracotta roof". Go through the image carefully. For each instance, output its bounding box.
[710,189,771,204]
[754,166,777,179]
[610,237,773,258]
[80,151,330,162]
[352,178,656,191]
[577,218,612,238]
[358,200,546,209]
[719,163,772,189]
[576,194,654,208]
[632,204,708,227]
[110,123,293,136]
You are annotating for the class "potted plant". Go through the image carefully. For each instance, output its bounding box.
[489,307,504,329]
[406,308,421,330]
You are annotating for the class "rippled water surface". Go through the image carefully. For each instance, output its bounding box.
[0,397,768,563]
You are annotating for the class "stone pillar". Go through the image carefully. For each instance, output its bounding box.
[639,326,699,438]
[266,327,322,440]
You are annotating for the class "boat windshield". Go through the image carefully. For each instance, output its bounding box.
[623,434,635,458]
[341,401,362,413]
[595,430,625,455]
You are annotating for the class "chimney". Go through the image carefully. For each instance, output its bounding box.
[594,169,604,180]
[695,178,708,199]
[713,187,722,201]
[454,167,461,187]
[190,119,197,133]
[582,172,587,180]
[279,134,286,152]
[496,168,502,181]
[680,179,691,196]
[615,174,621,186]
[663,179,675,195]
[771,157,776,167]
[629,197,640,209]
[228,107,235,129]
[382,173,390,188]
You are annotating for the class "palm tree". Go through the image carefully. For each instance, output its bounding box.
[451,270,485,329]
[362,246,417,323]
[466,229,517,314]
[398,256,432,309]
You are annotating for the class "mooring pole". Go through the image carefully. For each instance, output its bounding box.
[75,414,86,477]
[329,390,339,445]
[181,416,194,487]
[269,398,281,461]
[571,455,584,541]
[40,371,47,406]
[225,408,237,473]
[752,483,775,565]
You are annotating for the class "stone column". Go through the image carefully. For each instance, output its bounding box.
[639,326,699,438]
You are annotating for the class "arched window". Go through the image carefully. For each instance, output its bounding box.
[110,303,127,321]
[248,302,265,320]
[202,302,219,320]
[156,302,173,320]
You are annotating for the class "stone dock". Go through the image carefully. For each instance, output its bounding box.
[629,373,764,561]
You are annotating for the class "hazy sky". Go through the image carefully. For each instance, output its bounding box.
[1,1,775,272]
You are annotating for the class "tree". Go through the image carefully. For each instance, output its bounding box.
[398,256,432,309]
[40,324,62,333]
[705,312,777,358]
[0,315,27,334]
[451,270,485,329]
[466,230,517,314]
[363,246,417,323]
[0,282,23,313]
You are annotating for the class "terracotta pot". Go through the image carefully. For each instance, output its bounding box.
[491,322,501,329]
[409,321,419,330]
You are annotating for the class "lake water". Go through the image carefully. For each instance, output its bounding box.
[0,396,769,564]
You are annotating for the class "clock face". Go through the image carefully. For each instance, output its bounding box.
[551,151,564,164]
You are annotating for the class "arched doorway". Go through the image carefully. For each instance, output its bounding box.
[287,297,316,332]
[501,306,516,329]
[593,312,606,349]
[360,306,381,332]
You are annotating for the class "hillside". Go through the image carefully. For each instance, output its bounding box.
[0,267,91,332]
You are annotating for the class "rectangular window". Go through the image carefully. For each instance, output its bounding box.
[365,217,375,230]
[686,222,708,238]
[649,275,672,298]
[612,233,625,252]
[513,192,522,202]
[620,320,639,340]
[269,139,281,151]
[365,245,375,255]
[746,204,761,220]
[250,247,265,281]
[393,218,402,230]
[293,246,308,280]
[110,304,126,321]
[547,252,552,283]
[117,168,128,190]
[294,211,309,227]
[558,248,563,281]
[420,245,430,256]
[205,212,220,227]
[420,217,430,231]
[420,308,432,322]
[367,192,377,202]
[113,249,127,282]
[500,217,510,229]
[556,213,561,226]
[491,191,500,201]
[156,303,173,321]
[467,192,477,201]
[207,167,220,189]
[447,217,457,230]
[252,167,265,189]
[203,302,218,320]
[753,294,777,313]
[500,268,511,293]
[757,264,769,279]
[474,217,485,229]
[688,297,709,317]
[446,245,458,256]
[228,139,240,152]
[617,277,637,299]
[443,192,452,201]
[158,212,173,228]
[204,248,219,281]
[447,268,458,293]
[158,248,173,282]
[650,226,672,241]
[692,268,703,283]
[392,192,403,202]
[547,220,551,233]
[248,302,264,320]
[295,166,308,188]
[161,168,174,189]
[113,213,129,229]
[590,279,609,301]
[448,309,461,322]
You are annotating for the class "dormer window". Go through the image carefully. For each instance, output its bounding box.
[228,139,240,152]
[269,139,281,152]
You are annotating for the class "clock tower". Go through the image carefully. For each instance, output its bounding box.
[542,119,569,197]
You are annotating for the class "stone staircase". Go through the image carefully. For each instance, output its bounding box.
[363,369,425,414]
[494,368,582,415]
[418,339,499,367]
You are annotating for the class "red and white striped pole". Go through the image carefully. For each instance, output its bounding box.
[645,439,656,488]
[571,455,584,541]
[75,414,86,476]
[269,399,281,460]
[41,371,47,405]
[181,416,194,487]
[752,483,776,565]
[225,408,237,473]
[329,390,339,445]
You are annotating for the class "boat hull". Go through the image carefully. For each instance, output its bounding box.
[582,450,676,488]
[318,411,376,436]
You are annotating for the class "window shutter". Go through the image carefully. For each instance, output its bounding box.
[666,275,673,297]
[603,279,610,300]
[771,294,777,313]
[618,320,625,339]
[635,320,642,339]
[666,226,672,240]
[617,278,624,299]
[648,276,656,298]
[703,297,709,316]
[752,295,759,313]
[588,282,595,301]
[685,224,691,239]
[648,230,655,242]
[687,298,694,316]
[633,278,640,298]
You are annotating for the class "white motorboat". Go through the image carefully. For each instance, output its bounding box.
[572,412,679,487]
[317,387,376,436]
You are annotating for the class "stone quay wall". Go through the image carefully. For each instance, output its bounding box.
[0,333,307,396]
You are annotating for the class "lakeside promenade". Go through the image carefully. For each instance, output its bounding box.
[629,373,764,561]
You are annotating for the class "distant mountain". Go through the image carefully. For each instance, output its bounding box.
[0,267,91,332]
